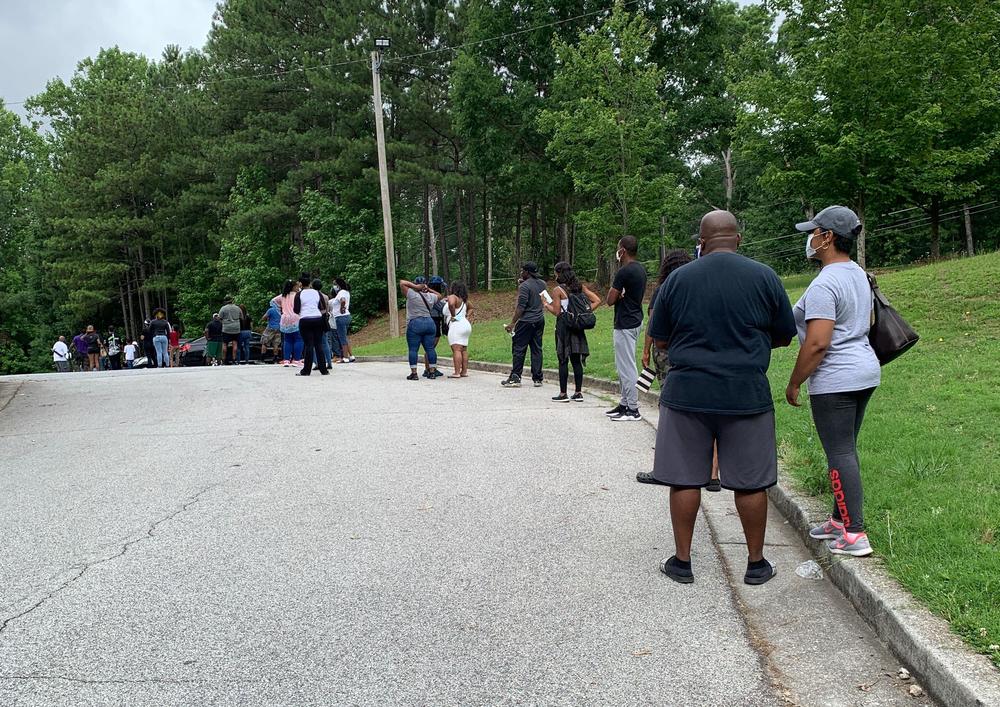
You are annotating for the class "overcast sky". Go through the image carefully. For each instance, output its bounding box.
[0,0,218,113]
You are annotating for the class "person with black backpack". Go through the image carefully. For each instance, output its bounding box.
[545,262,601,402]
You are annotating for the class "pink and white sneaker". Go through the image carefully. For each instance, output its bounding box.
[809,517,844,540]
[280,360,290,367]
[828,531,873,557]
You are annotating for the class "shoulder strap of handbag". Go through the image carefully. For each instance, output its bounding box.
[418,291,435,317]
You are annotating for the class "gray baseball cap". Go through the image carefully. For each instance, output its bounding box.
[796,205,861,238]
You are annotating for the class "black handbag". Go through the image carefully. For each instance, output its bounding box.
[867,273,919,365]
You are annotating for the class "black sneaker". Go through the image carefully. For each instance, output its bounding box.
[552,393,570,402]
[636,471,668,486]
[706,478,722,492]
[421,369,431,378]
[605,404,625,417]
[660,556,694,584]
[500,377,521,388]
[610,408,642,422]
[533,380,543,387]
[432,370,444,378]
[570,393,584,402]
[406,373,419,381]
[744,558,777,585]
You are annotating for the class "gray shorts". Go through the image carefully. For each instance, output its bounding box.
[652,406,778,492]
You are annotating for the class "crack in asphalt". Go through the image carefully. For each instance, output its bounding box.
[0,484,220,637]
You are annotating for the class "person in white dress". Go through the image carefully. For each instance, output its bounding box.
[446,281,473,378]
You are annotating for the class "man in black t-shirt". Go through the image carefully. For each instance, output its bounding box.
[204,314,224,366]
[649,210,795,587]
[501,262,548,387]
[605,235,647,421]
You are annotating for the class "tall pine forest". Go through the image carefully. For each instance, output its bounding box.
[1,0,999,372]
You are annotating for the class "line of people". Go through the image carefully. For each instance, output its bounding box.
[489,207,879,585]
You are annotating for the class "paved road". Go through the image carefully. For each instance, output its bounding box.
[0,364,928,705]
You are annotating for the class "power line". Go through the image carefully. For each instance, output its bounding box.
[386,1,641,65]
[2,1,643,110]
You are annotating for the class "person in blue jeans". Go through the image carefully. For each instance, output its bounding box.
[237,304,253,364]
[400,277,442,380]
[332,277,354,363]
[274,280,304,366]
[148,308,172,368]
[327,284,344,362]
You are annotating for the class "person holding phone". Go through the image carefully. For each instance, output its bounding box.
[500,262,548,388]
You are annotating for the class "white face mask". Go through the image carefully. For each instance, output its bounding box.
[615,249,623,263]
[805,232,819,259]
[695,244,702,259]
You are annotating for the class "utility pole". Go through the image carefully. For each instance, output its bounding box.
[371,39,399,338]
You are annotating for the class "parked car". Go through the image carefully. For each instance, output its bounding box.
[179,333,270,366]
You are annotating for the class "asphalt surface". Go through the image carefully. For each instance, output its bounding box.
[0,364,924,705]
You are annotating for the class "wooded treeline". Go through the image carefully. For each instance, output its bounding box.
[1,0,999,372]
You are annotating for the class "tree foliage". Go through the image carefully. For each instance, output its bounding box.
[0,0,998,372]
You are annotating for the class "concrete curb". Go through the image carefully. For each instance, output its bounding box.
[357,354,1000,705]
[768,478,1000,707]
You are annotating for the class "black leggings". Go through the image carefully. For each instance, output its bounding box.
[558,354,584,394]
[299,317,329,375]
[809,387,876,533]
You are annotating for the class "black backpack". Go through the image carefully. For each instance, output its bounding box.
[562,292,596,331]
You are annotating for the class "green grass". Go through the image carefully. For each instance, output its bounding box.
[359,254,1000,664]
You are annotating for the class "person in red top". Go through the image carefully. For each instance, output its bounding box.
[168,325,182,367]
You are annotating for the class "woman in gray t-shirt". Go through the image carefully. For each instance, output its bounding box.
[400,277,442,381]
[785,205,880,558]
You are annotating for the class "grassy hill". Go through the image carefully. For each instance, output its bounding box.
[357,253,1000,664]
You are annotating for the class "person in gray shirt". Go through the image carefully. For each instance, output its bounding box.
[501,262,548,387]
[786,205,880,558]
[218,296,243,365]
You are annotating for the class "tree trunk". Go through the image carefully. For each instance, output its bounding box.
[722,146,735,212]
[428,188,439,276]
[540,203,549,275]
[570,221,577,266]
[467,189,477,290]
[481,189,489,289]
[422,185,431,279]
[930,196,941,259]
[137,241,152,318]
[487,202,494,291]
[529,202,538,262]
[514,204,523,268]
[437,188,449,281]
[119,282,130,343]
[856,197,867,271]
[659,214,666,263]
[455,192,468,284]
[596,236,612,289]
[558,197,569,263]
[963,203,975,256]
